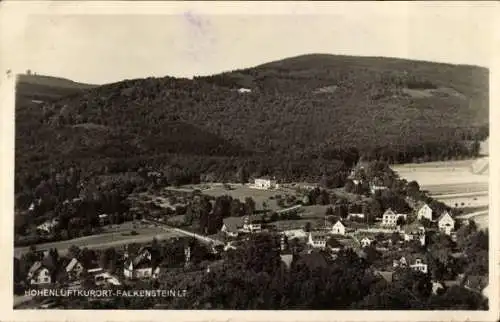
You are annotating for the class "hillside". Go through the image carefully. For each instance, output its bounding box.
[15,54,489,192]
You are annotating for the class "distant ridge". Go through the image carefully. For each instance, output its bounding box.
[17,74,96,89]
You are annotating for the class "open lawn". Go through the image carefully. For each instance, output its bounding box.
[392,159,488,188]
[185,183,295,211]
[14,224,183,258]
[392,159,488,200]
[301,205,330,218]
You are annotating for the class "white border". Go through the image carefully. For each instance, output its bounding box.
[0,1,498,321]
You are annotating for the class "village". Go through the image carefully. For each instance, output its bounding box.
[13,159,489,309]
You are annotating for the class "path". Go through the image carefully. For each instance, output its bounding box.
[14,228,182,258]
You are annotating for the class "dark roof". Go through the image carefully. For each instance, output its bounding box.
[297,252,329,270]
[376,270,394,283]
[222,217,245,232]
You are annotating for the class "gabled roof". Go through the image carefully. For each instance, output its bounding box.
[437,211,454,222]
[222,217,245,233]
[28,261,45,276]
[297,252,329,270]
[383,208,396,216]
[332,220,345,228]
[65,258,82,272]
[376,270,394,283]
[417,203,431,211]
[280,254,294,270]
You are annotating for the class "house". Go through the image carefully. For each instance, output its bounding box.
[463,275,488,293]
[402,224,426,246]
[360,237,372,248]
[221,217,245,237]
[410,258,428,274]
[432,281,445,295]
[416,203,433,221]
[347,213,365,221]
[370,183,388,195]
[36,218,59,234]
[393,256,408,268]
[382,209,407,227]
[331,220,346,235]
[237,88,252,93]
[437,211,455,235]
[253,177,278,190]
[307,231,329,249]
[27,261,52,285]
[242,216,262,233]
[123,246,160,280]
[65,258,85,281]
[99,214,109,225]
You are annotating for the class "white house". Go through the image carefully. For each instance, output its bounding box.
[382,209,407,227]
[123,247,159,280]
[242,216,262,233]
[393,256,408,268]
[437,211,455,235]
[417,203,433,221]
[410,258,428,274]
[253,177,278,190]
[331,221,346,235]
[403,225,426,246]
[370,183,388,195]
[360,237,372,248]
[27,261,52,285]
[237,88,252,93]
[307,232,329,249]
[347,213,365,220]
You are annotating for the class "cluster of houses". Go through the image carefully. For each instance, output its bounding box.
[24,242,194,287]
[26,255,121,287]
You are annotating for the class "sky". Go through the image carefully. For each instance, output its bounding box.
[1,1,497,84]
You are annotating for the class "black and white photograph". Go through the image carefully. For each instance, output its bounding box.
[1,1,498,319]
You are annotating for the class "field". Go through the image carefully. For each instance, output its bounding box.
[169,183,296,211]
[14,222,183,258]
[392,159,488,196]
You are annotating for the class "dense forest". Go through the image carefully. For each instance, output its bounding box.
[15,54,489,197]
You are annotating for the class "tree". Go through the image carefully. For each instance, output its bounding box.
[236,167,249,184]
[244,197,256,215]
[344,180,355,193]
[407,181,420,199]
[396,216,406,227]
[304,222,312,232]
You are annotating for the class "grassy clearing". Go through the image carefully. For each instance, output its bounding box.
[14,225,182,258]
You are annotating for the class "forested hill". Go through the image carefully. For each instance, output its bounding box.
[15,54,489,191]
